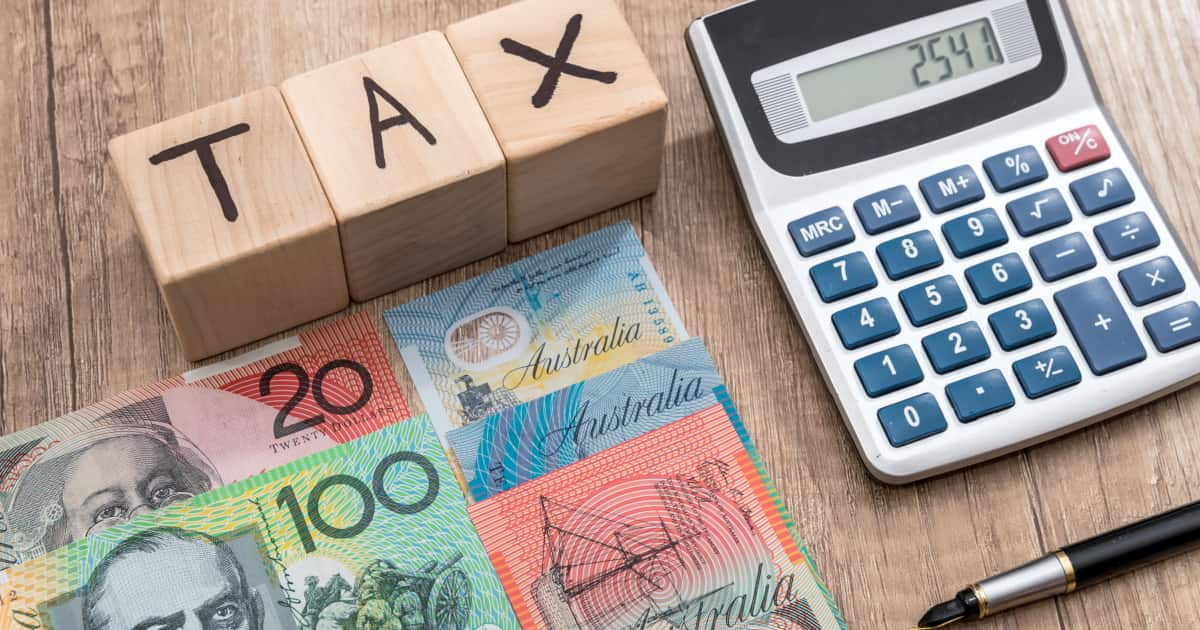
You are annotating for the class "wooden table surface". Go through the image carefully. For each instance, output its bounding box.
[3,1,1198,628]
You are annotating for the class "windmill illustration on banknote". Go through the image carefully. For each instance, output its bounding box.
[529,472,823,630]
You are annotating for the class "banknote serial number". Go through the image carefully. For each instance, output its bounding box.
[259,359,374,439]
[275,451,439,553]
[641,298,675,344]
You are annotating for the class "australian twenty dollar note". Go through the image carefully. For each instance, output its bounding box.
[448,338,722,502]
[469,395,846,630]
[0,313,409,569]
[385,221,687,442]
[0,416,518,630]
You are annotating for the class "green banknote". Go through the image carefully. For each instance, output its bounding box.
[0,417,518,630]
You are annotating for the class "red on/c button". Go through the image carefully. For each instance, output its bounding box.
[1045,124,1111,172]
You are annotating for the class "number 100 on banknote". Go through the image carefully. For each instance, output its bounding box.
[385,222,687,440]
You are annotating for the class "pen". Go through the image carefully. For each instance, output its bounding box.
[916,499,1200,628]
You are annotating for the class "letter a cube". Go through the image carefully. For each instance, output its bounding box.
[446,0,668,242]
[108,87,349,360]
[282,32,507,300]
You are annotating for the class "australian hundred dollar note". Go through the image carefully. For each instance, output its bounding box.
[385,221,687,442]
[0,313,409,569]
[0,416,518,630]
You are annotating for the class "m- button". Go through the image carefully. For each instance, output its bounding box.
[788,206,855,257]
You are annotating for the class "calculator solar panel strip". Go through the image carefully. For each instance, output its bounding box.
[687,0,1200,482]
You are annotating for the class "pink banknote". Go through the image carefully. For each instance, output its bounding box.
[468,401,845,629]
[0,313,408,569]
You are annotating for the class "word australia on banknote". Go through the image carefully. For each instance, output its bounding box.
[386,221,687,441]
[0,313,408,569]
[448,337,721,501]
[2,416,517,630]
[470,394,846,630]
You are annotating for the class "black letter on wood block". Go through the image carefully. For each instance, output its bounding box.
[500,13,618,109]
[364,76,437,169]
[148,123,251,223]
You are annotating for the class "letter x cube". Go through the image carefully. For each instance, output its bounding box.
[446,0,668,241]
[107,87,349,360]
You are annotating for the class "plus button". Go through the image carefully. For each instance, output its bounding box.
[1094,312,1113,331]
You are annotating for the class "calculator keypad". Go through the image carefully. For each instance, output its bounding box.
[784,120,1198,455]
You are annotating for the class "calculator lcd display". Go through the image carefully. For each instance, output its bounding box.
[796,18,1006,122]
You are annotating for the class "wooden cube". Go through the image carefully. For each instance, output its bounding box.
[108,87,349,360]
[446,0,668,242]
[282,32,507,300]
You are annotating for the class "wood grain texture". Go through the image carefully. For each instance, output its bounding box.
[446,0,668,241]
[2,1,1198,628]
[282,31,507,301]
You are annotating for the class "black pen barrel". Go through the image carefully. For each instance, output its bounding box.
[1062,501,1200,588]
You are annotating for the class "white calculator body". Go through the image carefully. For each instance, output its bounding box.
[687,0,1200,482]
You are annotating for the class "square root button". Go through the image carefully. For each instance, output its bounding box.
[788,206,855,257]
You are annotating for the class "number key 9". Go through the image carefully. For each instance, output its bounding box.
[942,208,1008,258]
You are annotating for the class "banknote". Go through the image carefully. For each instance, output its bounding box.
[0,416,518,630]
[448,338,721,502]
[385,221,687,442]
[469,392,845,630]
[0,313,408,570]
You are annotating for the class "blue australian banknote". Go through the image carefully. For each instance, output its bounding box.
[447,337,721,501]
[385,221,688,443]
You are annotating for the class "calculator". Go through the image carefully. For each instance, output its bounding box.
[687,0,1200,482]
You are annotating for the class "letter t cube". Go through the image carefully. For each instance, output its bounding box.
[108,87,349,360]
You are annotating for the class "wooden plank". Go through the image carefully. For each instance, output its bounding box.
[0,0,74,434]
[1027,1,1200,628]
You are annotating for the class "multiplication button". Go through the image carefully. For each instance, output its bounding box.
[1118,256,1184,306]
[877,394,947,447]
[1054,277,1146,375]
[1144,302,1200,352]
[1013,346,1082,398]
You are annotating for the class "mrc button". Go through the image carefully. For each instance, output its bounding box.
[788,206,855,257]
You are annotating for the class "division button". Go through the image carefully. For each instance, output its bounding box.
[1094,211,1160,260]
[1053,277,1146,375]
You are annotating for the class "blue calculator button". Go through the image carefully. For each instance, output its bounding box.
[855,345,924,398]
[832,297,900,349]
[1013,346,1082,399]
[1070,168,1134,215]
[945,369,1015,423]
[1144,302,1200,352]
[1094,212,1160,260]
[983,145,1048,192]
[1006,189,1072,237]
[988,299,1057,351]
[922,322,991,374]
[899,275,966,326]
[1030,232,1097,282]
[810,252,877,303]
[877,394,947,447]
[1054,277,1146,375]
[1118,256,1184,306]
[877,230,943,280]
[788,207,855,257]
[965,253,1033,304]
[853,185,920,235]
[919,165,985,213]
[941,208,1008,258]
